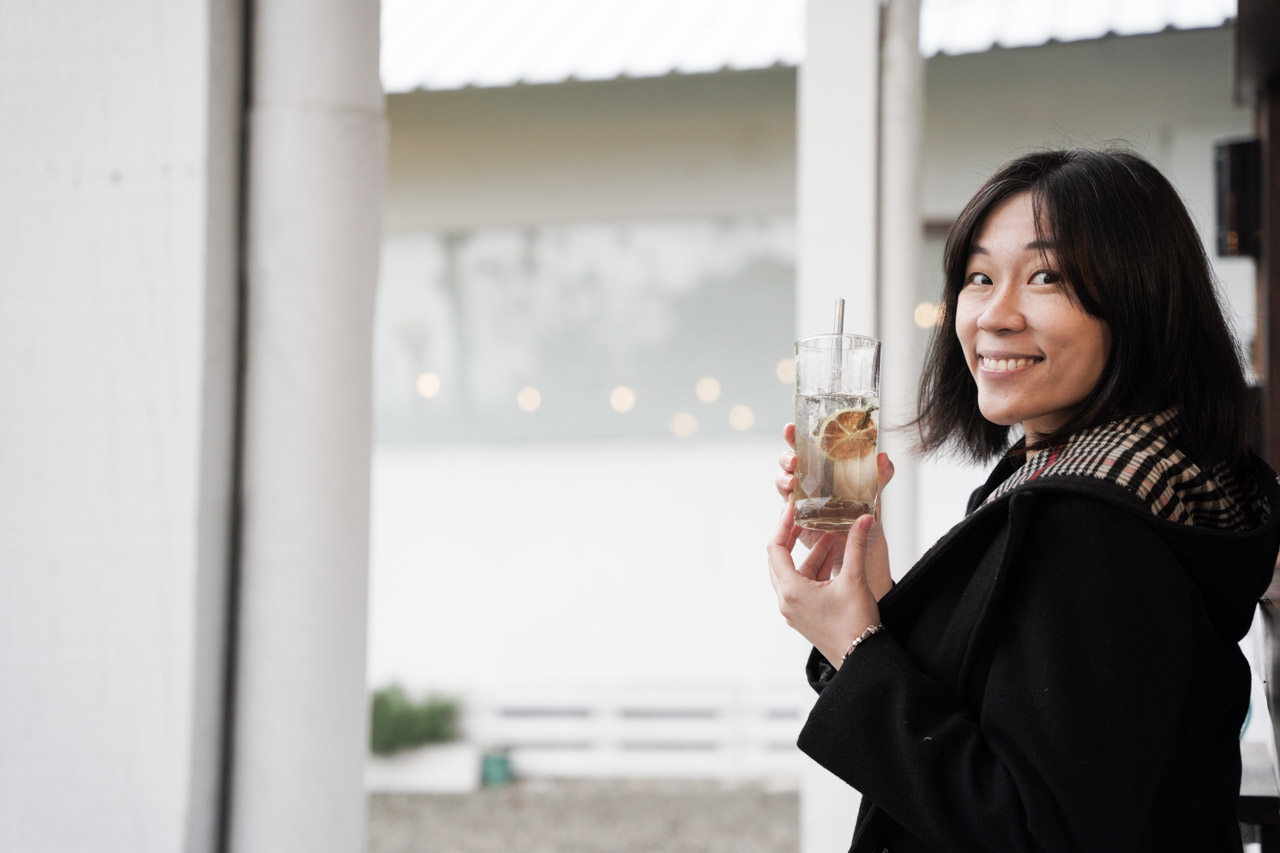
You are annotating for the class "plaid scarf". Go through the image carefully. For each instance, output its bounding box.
[982,410,1262,532]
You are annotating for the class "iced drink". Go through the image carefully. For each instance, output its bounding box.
[794,393,878,530]
[792,334,881,531]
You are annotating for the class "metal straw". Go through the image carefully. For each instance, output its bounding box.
[830,298,845,392]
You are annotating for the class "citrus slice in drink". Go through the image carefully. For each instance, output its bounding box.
[819,407,878,462]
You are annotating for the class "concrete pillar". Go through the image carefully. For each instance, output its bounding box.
[228,0,386,850]
[797,3,881,851]
[878,0,922,582]
[0,2,241,852]
[797,0,881,336]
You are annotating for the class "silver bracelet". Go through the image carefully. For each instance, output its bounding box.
[842,623,884,661]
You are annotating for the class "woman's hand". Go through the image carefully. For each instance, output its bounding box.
[776,423,895,599]
[775,424,827,554]
[767,498,884,668]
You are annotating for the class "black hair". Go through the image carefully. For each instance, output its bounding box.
[914,147,1251,466]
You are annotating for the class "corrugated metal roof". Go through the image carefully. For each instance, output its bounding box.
[381,0,805,93]
[920,0,1236,56]
[381,0,1236,94]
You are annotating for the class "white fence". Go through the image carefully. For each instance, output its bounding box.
[465,688,809,782]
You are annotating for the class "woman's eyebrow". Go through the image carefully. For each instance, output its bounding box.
[968,240,1056,257]
[968,241,1055,255]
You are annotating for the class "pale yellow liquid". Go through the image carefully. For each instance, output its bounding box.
[794,393,878,531]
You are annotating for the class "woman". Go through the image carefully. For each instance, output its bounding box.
[768,148,1280,852]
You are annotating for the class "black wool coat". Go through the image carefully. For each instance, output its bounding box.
[798,453,1280,853]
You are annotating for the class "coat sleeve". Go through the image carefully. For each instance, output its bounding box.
[796,491,1208,852]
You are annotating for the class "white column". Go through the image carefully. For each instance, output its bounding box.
[229,1,386,851]
[0,2,240,852]
[878,0,922,579]
[797,0,881,336]
[797,3,881,852]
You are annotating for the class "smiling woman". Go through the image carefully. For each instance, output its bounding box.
[955,192,1111,442]
[917,148,1252,465]
[769,148,1280,852]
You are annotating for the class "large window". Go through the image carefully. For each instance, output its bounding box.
[375,216,796,444]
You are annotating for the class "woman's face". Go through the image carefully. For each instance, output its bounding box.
[955,192,1110,443]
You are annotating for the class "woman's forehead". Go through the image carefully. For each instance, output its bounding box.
[968,194,1059,258]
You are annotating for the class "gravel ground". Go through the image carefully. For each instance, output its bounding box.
[368,780,799,853]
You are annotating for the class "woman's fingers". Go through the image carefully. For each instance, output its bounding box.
[769,496,796,548]
[840,514,875,587]
[874,452,893,526]
[776,427,799,498]
[767,505,791,580]
[775,448,796,496]
[815,534,844,581]
[870,450,890,532]
[769,498,805,565]
[877,452,894,490]
[797,528,825,551]
[767,499,804,609]
[798,532,841,580]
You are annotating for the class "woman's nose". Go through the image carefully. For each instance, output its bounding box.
[976,283,1025,332]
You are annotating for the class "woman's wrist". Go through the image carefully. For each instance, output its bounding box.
[839,623,884,664]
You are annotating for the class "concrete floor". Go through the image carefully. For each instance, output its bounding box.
[368,780,799,853]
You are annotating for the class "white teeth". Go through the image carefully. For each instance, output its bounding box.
[982,357,1037,371]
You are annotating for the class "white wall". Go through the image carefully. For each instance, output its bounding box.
[921,27,1250,219]
[368,438,814,693]
[0,3,239,852]
[384,67,798,228]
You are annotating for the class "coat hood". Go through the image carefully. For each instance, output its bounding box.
[975,451,1280,645]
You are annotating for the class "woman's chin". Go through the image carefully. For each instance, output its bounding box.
[977,407,1020,429]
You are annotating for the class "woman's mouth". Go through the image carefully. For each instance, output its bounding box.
[980,356,1042,372]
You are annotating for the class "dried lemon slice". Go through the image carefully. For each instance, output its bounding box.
[819,407,878,461]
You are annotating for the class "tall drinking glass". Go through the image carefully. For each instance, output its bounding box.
[793,334,882,531]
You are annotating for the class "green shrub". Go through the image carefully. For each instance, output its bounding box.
[369,685,460,755]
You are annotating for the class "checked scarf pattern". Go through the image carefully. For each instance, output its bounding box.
[983,410,1265,532]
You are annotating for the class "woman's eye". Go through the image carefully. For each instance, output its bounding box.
[965,272,992,286]
[1031,270,1060,285]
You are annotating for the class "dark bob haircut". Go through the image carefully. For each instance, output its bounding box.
[914,147,1251,466]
